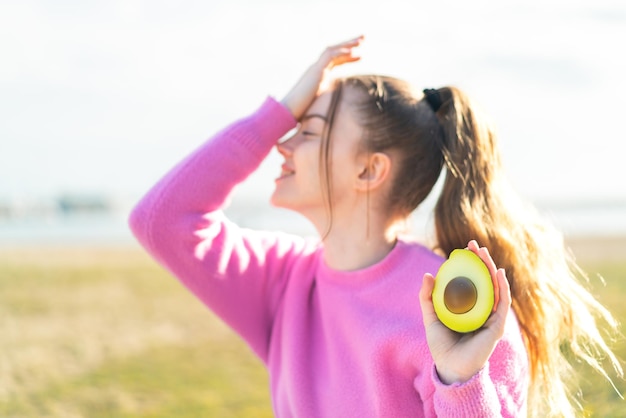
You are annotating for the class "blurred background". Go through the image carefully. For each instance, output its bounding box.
[1,0,625,416]
[1,0,626,244]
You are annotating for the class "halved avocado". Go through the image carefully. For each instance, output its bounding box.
[432,249,494,333]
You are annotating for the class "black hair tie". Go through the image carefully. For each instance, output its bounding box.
[423,88,443,112]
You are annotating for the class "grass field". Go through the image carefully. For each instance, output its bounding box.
[1,238,625,417]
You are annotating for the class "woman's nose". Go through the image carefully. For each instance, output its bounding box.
[276,141,290,158]
[276,134,297,156]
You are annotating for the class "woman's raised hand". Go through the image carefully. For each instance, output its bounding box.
[419,240,512,385]
[281,35,364,120]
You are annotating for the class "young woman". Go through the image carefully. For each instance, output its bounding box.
[129,36,621,417]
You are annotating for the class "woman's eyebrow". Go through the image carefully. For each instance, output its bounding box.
[301,113,328,122]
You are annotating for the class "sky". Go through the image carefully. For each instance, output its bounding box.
[1,0,625,207]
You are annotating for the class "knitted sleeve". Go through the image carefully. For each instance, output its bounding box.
[416,311,529,417]
[128,97,307,361]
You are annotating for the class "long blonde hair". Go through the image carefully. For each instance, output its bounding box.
[326,76,623,416]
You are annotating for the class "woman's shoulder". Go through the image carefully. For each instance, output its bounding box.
[397,236,446,268]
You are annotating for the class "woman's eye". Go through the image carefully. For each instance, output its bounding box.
[302,131,318,137]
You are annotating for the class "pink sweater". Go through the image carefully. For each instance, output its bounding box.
[129,97,529,417]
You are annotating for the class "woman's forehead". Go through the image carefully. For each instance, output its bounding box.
[307,87,361,120]
[307,91,333,116]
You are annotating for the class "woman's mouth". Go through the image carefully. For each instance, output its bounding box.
[277,164,295,180]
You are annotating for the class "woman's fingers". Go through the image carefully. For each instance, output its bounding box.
[319,36,364,69]
[419,273,438,326]
[497,268,512,312]
[484,268,512,338]
[331,35,365,48]
[332,48,362,65]
[326,35,365,55]
[467,240,501,312]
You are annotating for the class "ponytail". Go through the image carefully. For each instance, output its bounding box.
[431,87,623,416]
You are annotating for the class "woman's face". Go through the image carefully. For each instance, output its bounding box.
[270,88,365,220]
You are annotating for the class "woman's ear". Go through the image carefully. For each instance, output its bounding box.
[355,152,392,192]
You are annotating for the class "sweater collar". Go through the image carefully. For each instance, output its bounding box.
[316,239,414,287]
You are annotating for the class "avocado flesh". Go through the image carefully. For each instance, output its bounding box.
[432,249,494,333]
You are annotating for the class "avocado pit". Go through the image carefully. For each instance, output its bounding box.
[443,276,478,314]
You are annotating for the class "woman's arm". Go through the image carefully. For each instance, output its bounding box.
[129,35,366,362]
[128,97,304,361]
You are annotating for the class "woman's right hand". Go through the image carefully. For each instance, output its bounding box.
[281,35,364,120]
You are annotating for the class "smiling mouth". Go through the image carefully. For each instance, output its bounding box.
[277,165,295,180]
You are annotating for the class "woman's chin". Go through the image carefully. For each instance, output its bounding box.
[270,194,302,214]
[269,192,287,209]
